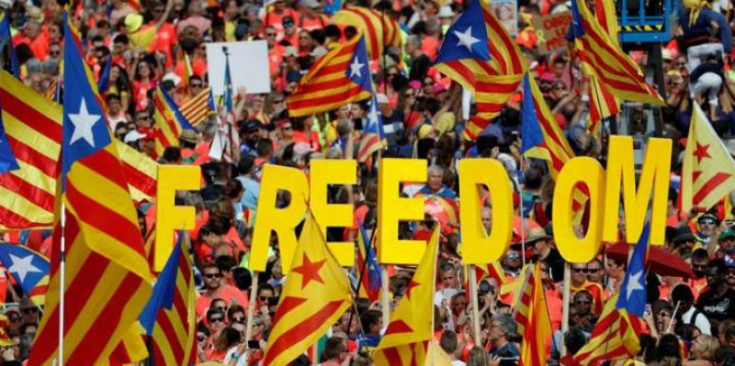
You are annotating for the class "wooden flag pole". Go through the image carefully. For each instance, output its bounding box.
[560,263,571,357]
[468,264,482,345]
[381,266,390,326]
[245,271,259,342]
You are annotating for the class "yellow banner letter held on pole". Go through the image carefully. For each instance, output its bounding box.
[553,157,606,263]
[603,136,672,245]
[458,159,513,264]
[155,165,201,272]
[378,158,427,264]
[250,165,308,273]
[310,159,357,266]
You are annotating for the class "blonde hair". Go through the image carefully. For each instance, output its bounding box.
[694,334,720,361]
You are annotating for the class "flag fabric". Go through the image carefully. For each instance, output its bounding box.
[0,315,12,346]
[27,17,153,366]
[139,234,196,366]
[521,73,587,214]
[0,70,62,230]
[0,243,49,306]
[355,222,381,302]
[594,0,620,48]
[569,0,662,105]
[513,263,552,366]
[681,103,735,213]
[180,86,214,126]
[330,8,401,61]
[0,70,158,230]
[262,212,353,366]
[374,227,440,366]
[0,13,20,78]
[0,100,19,174]
[98,59,111,95]
[587,74,618,136]
[573,227,649,365]
[357,94,384,162]
[476,261,505,287]
[433,0,525,134]
[153,86,194,157]
[286,34,372,117]
[210,52,239,162]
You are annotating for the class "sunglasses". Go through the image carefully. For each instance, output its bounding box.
[204,273,222,279]
[273,99,284,103]
[700,219,716,225]
[191,83,203,88]
[266,33,277,37]
[9,315,20,322]
[693,264,708,269]
[21,308,38,314]
[587,268,601,273]
[209,317,224,323]
[197,335,207,342]
[572,268,589,273]
[232,316,245,323]
[574,300,591,305]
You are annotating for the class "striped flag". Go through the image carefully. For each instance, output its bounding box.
[180,86,214,126]
[433,0,526,138]
[569,0,662,105]
[0,100,18,175]
[521,73,587,214]
[0,70,158,230]
[681,103,735,213]
[0,243,49,306]
[357,95,384,162]
[98,59,111,95]
[153,86,194,157]
[0,13,20,78]
[139,234,196,366]
[0,315,12,345]
[286,34,372,117]
[262,211,353,366]
[27,17,153,365]
[355,222,381,302]
[374,227,440,365]
[587,73,618,136]
[330,8,401,61]
[513,263,552,366]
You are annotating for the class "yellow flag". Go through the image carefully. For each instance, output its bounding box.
[681,103,735,213]
[262,212,353,366]
[375,227,440,365]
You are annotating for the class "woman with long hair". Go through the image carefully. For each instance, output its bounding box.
[131,55,158,111]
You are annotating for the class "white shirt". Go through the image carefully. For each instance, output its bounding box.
[681,306,712,335]
[452,360,466,366]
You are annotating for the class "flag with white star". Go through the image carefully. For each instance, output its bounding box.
[0,243,49,305]
[616,224,649,317]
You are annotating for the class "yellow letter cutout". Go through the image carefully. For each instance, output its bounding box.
[155,165,201,272]
[250,165,308,273]
[603,136,672,245]
[458,159,513,264]
[310,159,357,266]
[378,159,427,264]
[553,158,606,263]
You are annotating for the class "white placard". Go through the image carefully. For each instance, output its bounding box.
[206,41,271,95]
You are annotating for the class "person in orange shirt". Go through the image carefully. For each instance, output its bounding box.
[570,263,604,315]
[264,25,285,77]
[295,0,328,31]
[13,20,49,61]
[195,263,249,321]
[281,16,300,46]
[150,1,178,68]
[261,0,299,37]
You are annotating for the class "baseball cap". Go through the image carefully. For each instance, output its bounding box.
[283,16,295,27]
[719,229,735,241]
[124,130,146,144]
[124,13,144,33]
[241,119,264,134]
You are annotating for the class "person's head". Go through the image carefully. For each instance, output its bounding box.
[239,119,263,144]
[427,165,444,192]
[656,334,682,363]
[698,213,719,237]
[202,263,223,291]
[322,337,349,362]
[654,300,674,332]
[605,257,626,279]
[49,42,62,60]
[573,290,592,315]
[360,309,383,335]
[227,304,246,324]
[481,206,492,233]
[706,259,727,289]
[19,297,38,324]
[206,307,227,334]
[691,248,710,279]
[489,314,516,344]
[135,110,152,128]
[691,334,719,361]
[215,255,238,283]
[440,262,458,289]
[671,284,695,312]
[189,75,204,94]
[719,229,735,252]
[450,292,467,316]
[439,330,461,359]
[258,284,275,305]
[571,263,589,286]
[405,35,421,56]
[587,259,603,283]
[466,346,489,366]
[106,93,122,115]
[565,328,587,355]
[18,322,36,360]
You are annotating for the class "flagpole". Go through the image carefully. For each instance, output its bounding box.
[377,148,390,327]
[244,271,259,342]
[58,204,66,366]
[467,264,481,345]
[347,224,377,337]
[519,185,526,265]
[560,263,571,357]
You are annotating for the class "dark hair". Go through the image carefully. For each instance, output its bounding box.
[227,305,245,320]
[439,330,458,354]
[671,284,694,303]
[223,179,243,200]
[238,155,256,175]
[360,309,382,333]
[232,267,252,291]
[708,258,727,274]
[692,248,709,261]
[257,138,273,157]
[215,327,241,352]
[324,24,341,39]
[162,146,182,163]
[655,334,682,362]
[564,328,587,355]
[259,283,275,295]
[113,34,129,45]
[524,167,544,190]
[215,255,238,272]
[321,337,346,361]
[206,307,226,322]
[106,93,122,103]
[202,262,221,274]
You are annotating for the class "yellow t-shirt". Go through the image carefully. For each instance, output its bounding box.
[129,26,156,51]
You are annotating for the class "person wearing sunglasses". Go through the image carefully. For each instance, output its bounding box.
[572,290,597,333]
[570,264,604,316]
[18,298,39,325]
[696,212,720,245]
[196,263,249,321]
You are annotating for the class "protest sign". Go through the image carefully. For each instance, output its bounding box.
[206,41,271,95]
[533,11,572,55]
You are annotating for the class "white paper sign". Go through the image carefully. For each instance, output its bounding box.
[206,41,271,95]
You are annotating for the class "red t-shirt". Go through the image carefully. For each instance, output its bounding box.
[152,23,177,68]
[195,285,249,319]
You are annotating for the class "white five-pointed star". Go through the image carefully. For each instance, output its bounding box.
[626,270,644,300]
[454,26,480,52]
[7,254,42,283]
[68,99,101,147]
[350,57,365,78]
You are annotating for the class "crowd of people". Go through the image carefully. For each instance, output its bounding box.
[2,0,735,364]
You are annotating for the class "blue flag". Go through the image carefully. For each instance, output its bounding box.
[433,0,491,65]
[520,74,545,155]
[616,224,649,317]
[0,243,49,296]
[0,13,20,78]
[140,235,183,335]
[0,102,19,173]
[98,60,111,94]
[346,35,372,93]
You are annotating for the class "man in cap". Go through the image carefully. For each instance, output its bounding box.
[672,226,697,257]
[239,119,263,158]
[696,211,720,245]
[282,16,299,46]
[528,227,564,282]
[715,229,735,264]
[179,129,202,164]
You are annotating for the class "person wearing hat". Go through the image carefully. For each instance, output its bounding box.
[672,226,697,257]
[179,129,202,164]
[696,211,720,244]
[527,227,564,282]
[717,229,735,264]
[124,0,173,51]
[239,119,264,158]
[281,16,299,46]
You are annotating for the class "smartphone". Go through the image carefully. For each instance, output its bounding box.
[248,340,260,350]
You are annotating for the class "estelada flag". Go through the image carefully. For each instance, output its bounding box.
[262,211,353,366]
[374,227,440,366]
[681,103,735,213]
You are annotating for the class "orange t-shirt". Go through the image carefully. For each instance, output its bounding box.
[152,23,177,68]
[195,285,250,319]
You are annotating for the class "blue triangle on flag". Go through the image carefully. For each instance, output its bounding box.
[433,0,491,65]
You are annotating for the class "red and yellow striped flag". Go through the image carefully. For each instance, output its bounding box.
[153,86,194,157]
[570,0,663,105]
[0,315,13,346]
[573,295,642,365]
[180,86,213,127]
[27,18,153,365]
[262,211,353,366]
[513,264,552,366]
[116,139,157,202]
[330,7,401,61]
[374,227,440,365]
[587,74,618,136]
